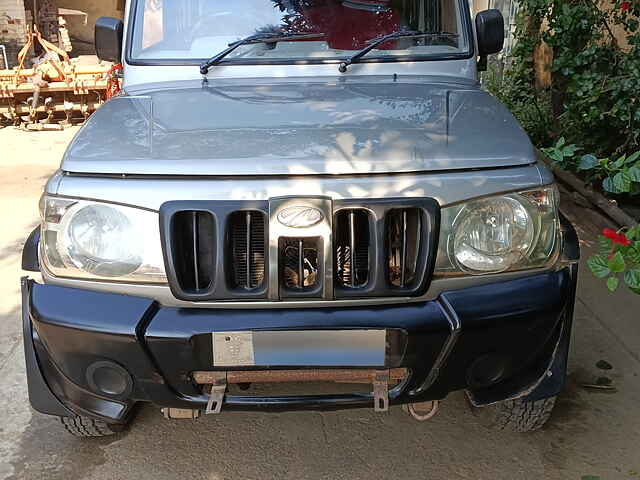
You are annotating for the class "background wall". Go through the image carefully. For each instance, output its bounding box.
[0,0,26,67]
[57,0,123,45]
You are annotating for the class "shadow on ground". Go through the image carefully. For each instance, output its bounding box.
[6,379,600,480]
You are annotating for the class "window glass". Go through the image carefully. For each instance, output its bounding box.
[130,0,468,62]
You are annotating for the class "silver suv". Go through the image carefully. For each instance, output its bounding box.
[21,0,579,437]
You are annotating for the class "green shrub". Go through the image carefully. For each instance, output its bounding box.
[491,0,640,160]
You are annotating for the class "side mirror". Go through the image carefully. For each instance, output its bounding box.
[475,9,504,71]
[95,17,124,63]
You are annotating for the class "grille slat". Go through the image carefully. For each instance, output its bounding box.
[192,211,200,291]
[297,239,304,289]
[349,211,356,288]
[400,210,407,288]
[245,212,251,289]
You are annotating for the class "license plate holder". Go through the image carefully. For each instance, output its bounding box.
[211,329,387,367]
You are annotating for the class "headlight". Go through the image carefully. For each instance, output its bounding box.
[435,187,560,275]
[40,196,167,283]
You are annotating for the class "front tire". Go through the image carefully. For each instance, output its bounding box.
[476,396,556,432]
[60,416,127,437]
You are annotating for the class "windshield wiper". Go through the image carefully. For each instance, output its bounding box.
[200,32,325,74]
[338,31,459,73]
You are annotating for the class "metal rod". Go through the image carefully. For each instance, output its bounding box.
[192,211,200,290]
[349,210,356,287]
[245,211,251,289]
[298,239,304,289]
[192,368,408,385]
[400,210,408,288]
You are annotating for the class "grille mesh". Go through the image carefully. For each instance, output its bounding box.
[281,238,319,289]
[387,209,422,287]
[335,210,370,288]
[230,211,266,289]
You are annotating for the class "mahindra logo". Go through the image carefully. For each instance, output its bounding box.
[277,206,324,228]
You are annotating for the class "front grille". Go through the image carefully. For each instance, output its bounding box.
[229,211,266,290]
[160,198,439,302]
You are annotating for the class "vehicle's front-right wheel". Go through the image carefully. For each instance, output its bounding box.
[60,416,127,438]
[474,396,557,432]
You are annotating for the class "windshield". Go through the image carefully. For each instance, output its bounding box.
[128,0,471,64]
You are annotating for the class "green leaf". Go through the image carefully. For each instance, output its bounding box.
[613,171,632,193]
[628,166,640,182]
[556,137,566,148]
[607,276,619,292]
[613,155,627,168]
[588,255,611,278]
[609,251,626,273]
[598,235,611,255]
[624,268,640,289]
[549,151,564,163]
[603,177,618,193]
[628,246,640,265]
[578,154,599,170]
[626,151,640,164]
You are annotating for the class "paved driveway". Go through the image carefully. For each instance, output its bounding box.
[1,126,639,480]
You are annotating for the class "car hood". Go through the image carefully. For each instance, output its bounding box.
[62,78,536,176]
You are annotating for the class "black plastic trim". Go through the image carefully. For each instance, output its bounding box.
[21,277,73,417]
[333,198,440,298]
[22,227,40,272]
[523,259,579,402]
[160,200,269,302]
[560,213,580,262]
[62,162,535,181]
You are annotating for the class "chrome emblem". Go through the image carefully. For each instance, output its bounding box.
[277,206,324,228]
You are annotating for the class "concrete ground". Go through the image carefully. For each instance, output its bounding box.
[1,126,639,480]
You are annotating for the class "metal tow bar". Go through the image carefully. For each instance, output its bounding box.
[205,372,227,415]
[373,370,390,412]
[194,369,407,414]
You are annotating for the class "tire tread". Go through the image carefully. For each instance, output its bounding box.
[488,396,556,432]
[474,397,556,433]
[59,416,122,437]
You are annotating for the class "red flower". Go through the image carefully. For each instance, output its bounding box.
[603,228,631,246]
[620,1,631,11]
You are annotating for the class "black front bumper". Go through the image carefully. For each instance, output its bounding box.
[23,265,577,423]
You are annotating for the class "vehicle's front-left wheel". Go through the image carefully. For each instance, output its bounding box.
[60,416,127,437]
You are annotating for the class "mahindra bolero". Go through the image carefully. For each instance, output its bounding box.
[21,0,579,437]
